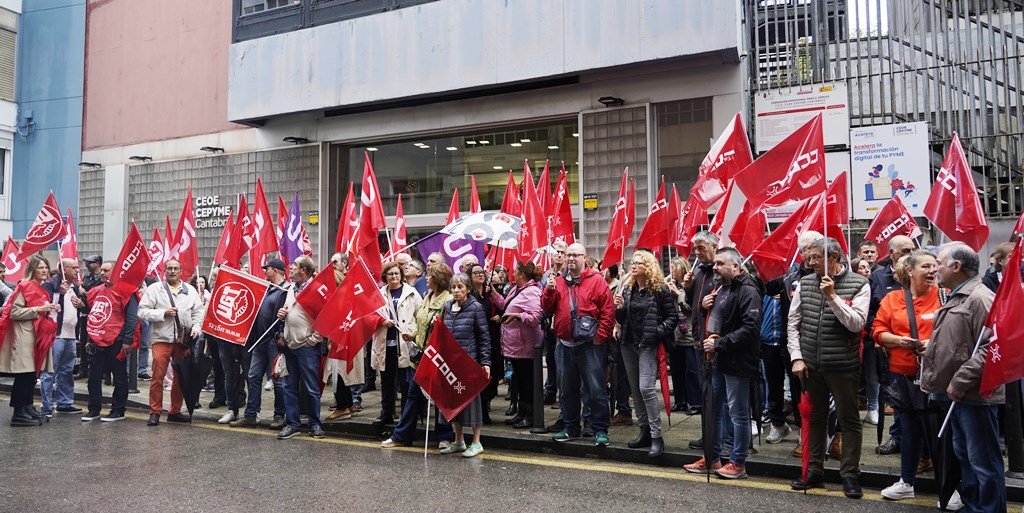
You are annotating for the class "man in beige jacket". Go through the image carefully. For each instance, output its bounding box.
[276,255,326,440]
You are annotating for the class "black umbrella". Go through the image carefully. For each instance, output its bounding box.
[172,336,215,418]
[701,349,716,483]
[750,377,763,446]
[876,350,889,445]
[922,405,960,509]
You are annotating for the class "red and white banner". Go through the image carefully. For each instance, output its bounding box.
[202,266,272,345]
[59,209,79,262]
[19,192,65,258]
[923,132,989,252]
[735,114,826,214]
[361,152,387,231]
[85,285,128,347]
[446,188,460,225]
[979,238,1024,397]
[469,175,482,214]
[549,167,575,244]
[110,222,151,299]
[694,112,753,208]
[413,317,490,421]
[314,258,387,368]
[864,196,922,261]
[250,179,279,267]
[634,178,669,252]
[390,193,409,258]
[2,237,24,278]
[172,188,199,281]
[146,228,165,278]
[294,263,340,321]
[518,161,545,262]
[601,169,631,268]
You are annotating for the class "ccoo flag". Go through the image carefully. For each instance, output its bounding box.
[413,317,490,421]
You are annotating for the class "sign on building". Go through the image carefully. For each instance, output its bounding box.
[754,83,851,152]
[849,122,931,220]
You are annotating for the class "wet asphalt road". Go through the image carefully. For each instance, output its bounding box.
[0,411,939,513]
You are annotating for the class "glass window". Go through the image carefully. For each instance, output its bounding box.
[0,149,5,192]
[337,120,580,218]
[241,0,299,16]
[656,97,714,200]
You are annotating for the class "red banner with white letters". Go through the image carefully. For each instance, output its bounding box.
[413,317,490,421]
[201,266,271,345]
[110,222,152,299]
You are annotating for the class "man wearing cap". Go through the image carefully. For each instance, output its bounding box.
[230,258,291,429]
[215,265,251,424]
[75,255,104,379]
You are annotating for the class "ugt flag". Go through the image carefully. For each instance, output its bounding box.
[413,317,489,421]
[202,266,271,345]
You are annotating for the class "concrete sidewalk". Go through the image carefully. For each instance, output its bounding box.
[6,375,1023,501]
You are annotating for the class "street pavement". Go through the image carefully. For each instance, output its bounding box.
[0,407,945,513]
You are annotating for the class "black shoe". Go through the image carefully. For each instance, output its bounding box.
[147,413,160,426]
[482,411,493,425]
[101,412,125,422]
[166,412,191,423]
[277,425,300,439]
[546,419,564,433]
[10,408,37,427]
[208,398,226,409]
[81,410,102,421]
[269,416,286,430]
[373,415,396,427]
[581,426,594,438]
[104,378,112,386]
[56,405,83,414]
[543,395,556,405]
[671,403,686,413]
[875,437,900,455]
[310,425,326,439]
[512,417,533,430]
[505,404,518,416]
[628,426,652,448]
[842,477,863,499]
[505,414,524,426]
[361,384,377,392]
[685,406,702,416]
[689,437,704,450]
[138,373,152,381]
[648,437,664,458]
[791,473,825,490]
[25,406,46,424]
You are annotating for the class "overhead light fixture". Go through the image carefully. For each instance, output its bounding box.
[492,165,503,170]
[520,138,531,143]
[572,132,579,137]
[446,146,458,151]
[479,140,490,145]
[510,142,522,147]
[418,145,431,149]
[282,136,310,144]
[466,140,477,145]
[598,96,625,107]
[128,156,152,162]
[78,162,101,168]
[548,145,559,150]
[200,146,224,153]
[366,147,379,152]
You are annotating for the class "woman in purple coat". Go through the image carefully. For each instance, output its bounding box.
[499,261,543,429]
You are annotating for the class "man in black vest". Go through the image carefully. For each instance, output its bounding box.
[787,237,870,498]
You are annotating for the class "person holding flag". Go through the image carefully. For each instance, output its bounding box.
[0,255,60,427]
[276,255,326,440]
[38,258,87,418]
[920,243,1003,512]
[680,230,720,450]
[367,261,423,426]
[81,261,140,422]
[437,273,491,458]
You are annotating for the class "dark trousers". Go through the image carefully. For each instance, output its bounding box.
[8,372,35,408]
[87,342,128,414]
[668,345,687,406]
[482,338,504,406]
[380,345,400,417]
[207,338,226,404]
[334,380,354,410]
[897,406,932,485]
[218,342,249,412]
[680,346,702,410]
[363,344,377,388]
[509,357,533,410]
[557,341,610,434]
[390,376,454,444]
[761,344,789,427]
[805,368,862,478]
[612,344,631,416]
[543,329,558,398]
[951,403,1006,513]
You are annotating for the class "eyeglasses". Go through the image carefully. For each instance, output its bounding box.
[385,271,401,276]
[472,270,486,275]
[629,261,645,267]
[566,253,584,258]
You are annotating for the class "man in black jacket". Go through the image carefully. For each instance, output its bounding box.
[82,262,139,421]
[684,248,762,479]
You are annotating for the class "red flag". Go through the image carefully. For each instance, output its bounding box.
[750,196,823,282]
[390,193,409,258]
[110,221,151,298]
[19,192,65,258]
[146,228,165,278]
[351,192,384,279]
[635,178,670,252]
[412,317,490,421]
[276,195,290,261]
[163,216,176,264]
[337,183,359,255]
[735,114,826,213]
[446,188,460,225]
[709,181,748,245]
[601,169,631,268]
[469,176,482,213]
[2,237,24,279]
[864,196,923,261]
[173,188,199,282]
[667,184,682,243]
[518,161,545,261]
[201,266,271,345]
[499,171,521,217]
[361,152,387,231]
[60,209,79,262]
[213,212,234,266]
[250,179,279,260]
[224,194,254,268]
[295,263,340,321]
[537,160,552,216]
[550,166,576,244]
[1011,210,1024,242]
[695,112,753,208]
[924,133,989,252]
[626,178,637,242]
[733,208,767,257]
[979,238,1024,397]
[673,193,708,258]
[314,258,387,364]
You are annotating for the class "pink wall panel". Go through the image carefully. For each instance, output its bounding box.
[83,0,242,150]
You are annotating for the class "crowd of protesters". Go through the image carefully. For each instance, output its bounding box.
[3,231,1020,513]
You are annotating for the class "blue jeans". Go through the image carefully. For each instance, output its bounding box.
[138,320,151,376]
[556,341,610,435]
[711,370,751,465]
[390,370,454,445]
[40,337,77,413]
[281,345,322,429]
[951,403,1006,513]
[244,340,284,419]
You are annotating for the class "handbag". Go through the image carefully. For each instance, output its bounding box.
[568,282,597,342]
[884,289,930,411]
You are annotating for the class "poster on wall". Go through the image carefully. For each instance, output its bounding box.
[754,83,851,152]
[849,122,931,220]
[765,151,851,222]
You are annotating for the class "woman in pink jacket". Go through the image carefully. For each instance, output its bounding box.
[499,261,543,429]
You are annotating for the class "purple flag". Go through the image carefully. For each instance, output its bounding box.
[416,232,486,272]
[279,192,304,263]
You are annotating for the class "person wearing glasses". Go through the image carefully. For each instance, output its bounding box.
[364,262,422,426]
[467,263,505,425]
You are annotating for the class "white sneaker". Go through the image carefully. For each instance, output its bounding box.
[766,424,791,444]
[264,380,273,391]
[218,411,236,424]
[940,490,964,511]
[880,479,915,500]
[438,440,451,450]
[863,410,879,425]
[751,420,761,436]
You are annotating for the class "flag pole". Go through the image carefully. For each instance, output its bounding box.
[938,327,990,438]
[424,397,432,459]
[247,318,282,353]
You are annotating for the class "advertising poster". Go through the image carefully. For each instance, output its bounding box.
[849,122,931,219]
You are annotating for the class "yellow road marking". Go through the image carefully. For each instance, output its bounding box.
[122,412,950,507]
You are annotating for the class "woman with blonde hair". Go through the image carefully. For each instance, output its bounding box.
[613,250,679,457]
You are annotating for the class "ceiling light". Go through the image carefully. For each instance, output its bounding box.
[520,138,531,143]
[548,145,559,150]
[492,165,503,170]
[598,96,625,107]
[128,155,152,162]
[466,140,477,145]
[200,146,224,153]
[572,132,579,137]
[510,142,522,147]
[479,140,490,145]
[282,136,310,144]
[366,147,378,152]
[446,146,458,151]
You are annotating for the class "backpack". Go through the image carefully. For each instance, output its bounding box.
[759,295,782,346]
